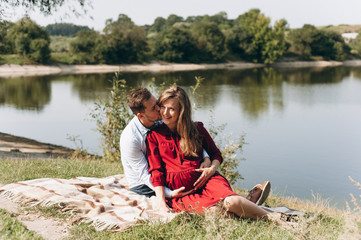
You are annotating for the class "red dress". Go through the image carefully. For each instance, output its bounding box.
[146,122,237,213]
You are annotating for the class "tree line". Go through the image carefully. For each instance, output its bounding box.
[0,9,359,64]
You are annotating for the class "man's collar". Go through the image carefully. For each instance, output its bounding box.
[134,117,150,135]
[135,117,163,134]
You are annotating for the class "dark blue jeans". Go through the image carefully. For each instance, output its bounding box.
[130,184,156,198]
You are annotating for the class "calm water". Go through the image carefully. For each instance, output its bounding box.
[1,67,361,209]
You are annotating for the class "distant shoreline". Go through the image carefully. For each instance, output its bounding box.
[1,60,361,78]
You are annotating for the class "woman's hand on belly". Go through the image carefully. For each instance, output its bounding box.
[193,165,217,190]
[200,157,211,168]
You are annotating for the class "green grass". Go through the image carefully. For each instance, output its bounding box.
[0,53,76,65]
[50,36,74,53]
[67,213,295,240]
[66,208,346,240]
[0,51,75,66]
[50,52,75,64]
[50,35,77,64]
[0,208,44,240]
[0,54,29,65]
[0,158,123,184]
[0,157,359,240]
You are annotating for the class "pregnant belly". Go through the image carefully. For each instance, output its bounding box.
[166,170,202,192]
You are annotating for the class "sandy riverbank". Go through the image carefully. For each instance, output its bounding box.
[0,62,264,78]
[1,60,361,78]
[0,132,75,159]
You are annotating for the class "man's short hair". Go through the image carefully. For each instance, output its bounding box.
[127,88,152,114]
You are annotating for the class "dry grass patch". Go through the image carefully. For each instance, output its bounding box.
[320,24,361,34]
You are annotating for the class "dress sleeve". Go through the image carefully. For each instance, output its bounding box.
[146,132,165,187]
[197,122,223,164]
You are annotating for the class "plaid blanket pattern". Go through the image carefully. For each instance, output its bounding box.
[0,175,177,231]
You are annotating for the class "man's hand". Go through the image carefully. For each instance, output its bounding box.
[193,165,217,190]
[200,157,211,168]
[171,186,195,198]
[155,197,172,213]
[154,186,172,213]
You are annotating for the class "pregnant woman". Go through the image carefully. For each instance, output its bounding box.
[146,86,270,220]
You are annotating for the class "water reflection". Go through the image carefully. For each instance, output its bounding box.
[347,67,361,80]
[232,68,284,118]
[68,74,113,101]
[280,66,349,84]
[0,66,358,115]
[0,76,51,111]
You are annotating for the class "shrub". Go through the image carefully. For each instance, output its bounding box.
[91,72,133,162]
[29,38,51,63]
[6,17,51,63]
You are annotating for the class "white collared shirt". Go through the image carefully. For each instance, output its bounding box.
[120,116,172,197]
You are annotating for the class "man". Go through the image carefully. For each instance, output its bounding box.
[120,88,270,204]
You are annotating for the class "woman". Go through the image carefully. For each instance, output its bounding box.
[146,86,269,219]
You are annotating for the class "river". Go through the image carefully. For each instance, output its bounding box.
[1,66,360,209]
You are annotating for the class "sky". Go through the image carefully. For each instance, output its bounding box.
[4,0,361,31]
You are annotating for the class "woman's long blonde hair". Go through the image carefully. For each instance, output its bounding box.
[158,86,201,157]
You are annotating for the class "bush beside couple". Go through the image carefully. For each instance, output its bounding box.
[120,86,271,220]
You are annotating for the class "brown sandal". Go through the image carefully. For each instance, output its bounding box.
[246,181,271,205]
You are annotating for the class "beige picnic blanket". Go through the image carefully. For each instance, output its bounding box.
[0,175,177,231]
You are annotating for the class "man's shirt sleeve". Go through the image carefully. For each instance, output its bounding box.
[120,128,172,198]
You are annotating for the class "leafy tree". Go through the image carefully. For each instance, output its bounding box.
[207,11,229,26]
[349,32,361,56]
[190,22,226,62]
[238,9,271,62]
[185,15,204,24]
[101,14,148,64]
[0,0,90,18]
[6,17,50,63]
[312,30,350,60]
[148,17,167,33]
[288,24,350,60]
[228,9,287,63]
[153,27,197,62]
[70,29,103,63]
[14,32,30,56]
[261,19,288,63]
[225,25,251,60]
[0,20,13,53]
[310,31,334,59]
[165,14,184,28]
[287,24,318,59]
[185,12,231,29]
[46,23,90,36]
[29,38,50,61]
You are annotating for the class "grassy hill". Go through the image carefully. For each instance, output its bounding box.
[319,24,361,34]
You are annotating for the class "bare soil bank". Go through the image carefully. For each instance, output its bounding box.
[0,132,75,159]
[1,60,361,78]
